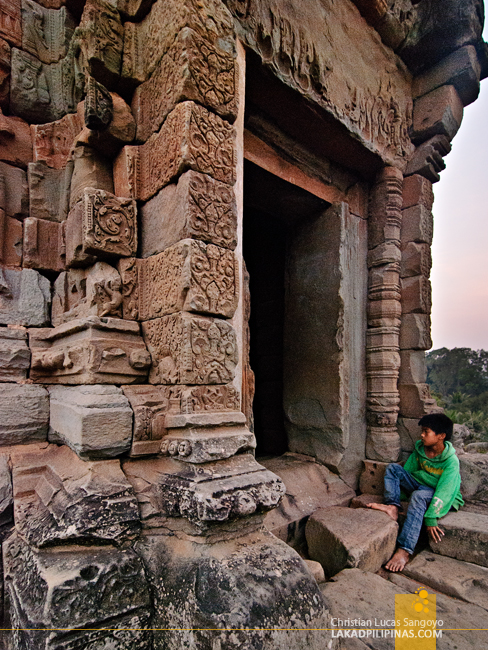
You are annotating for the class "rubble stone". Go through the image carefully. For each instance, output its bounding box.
[140,170,237,258]
[0,161,29,220]
[0,267,51,326]
[11,443,140,546]
[29,316,151,384]
[411,85,464,143]
[0,383,48,445]
[113,101,236,202]
[28,161,70,222]
[430,510,488,567]
[306,506,398,576]
[31,113,81,168]
[48,385,133,459]
[0,327,30,381]
[23,217,65,271]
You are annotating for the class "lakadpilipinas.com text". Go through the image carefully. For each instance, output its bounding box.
[330,617,443,639]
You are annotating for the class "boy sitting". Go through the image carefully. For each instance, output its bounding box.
[368,413,464,572]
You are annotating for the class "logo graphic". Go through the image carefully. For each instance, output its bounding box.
[395,588,441,649]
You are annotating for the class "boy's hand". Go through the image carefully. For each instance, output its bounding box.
[427,525,444,544]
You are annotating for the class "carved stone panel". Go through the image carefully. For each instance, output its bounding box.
[138,239,238,320]
[0,0,21,47]
[83,188,137,258]
[29,316,151,384]
[118,257,138,320]
[142,312,238,385]
[31,113,81,168]
[10,48,76,123]
[4,533,152,649]
[28,162,69,222]
[21,0,75,64]
[52,261,122,325]
[180,383,240,414]
[122,0,234,84]
[0,327,30,381]
[23,217,65,271]
[0,110,33,169]
[140,171,237,258]
[0,161,28,220]
[114,101,236,202]
[132,27,238,142]
[0,267,51,326]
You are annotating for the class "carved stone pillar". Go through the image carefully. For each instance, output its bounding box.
[366,166,402,462]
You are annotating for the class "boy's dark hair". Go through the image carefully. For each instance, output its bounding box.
[418,413,454,441]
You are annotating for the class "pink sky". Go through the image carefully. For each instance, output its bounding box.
[430,40,488,351]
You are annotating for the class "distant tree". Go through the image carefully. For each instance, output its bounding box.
[426,348,488,398]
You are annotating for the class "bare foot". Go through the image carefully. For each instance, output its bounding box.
[367,503,399,522]
[385,548,410,572]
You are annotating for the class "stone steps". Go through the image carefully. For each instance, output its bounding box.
[428,508,488,567]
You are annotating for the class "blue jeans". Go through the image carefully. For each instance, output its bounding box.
[384,463,434,555]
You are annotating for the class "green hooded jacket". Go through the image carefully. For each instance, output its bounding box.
[403,440,464,527]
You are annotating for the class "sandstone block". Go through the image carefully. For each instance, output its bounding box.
[405,134,451,184]
[0,267,51,326]
[29,316,151,384]
[10,49,77,123]
[399,349,427,385]
[359,459,389,495]
[28,161,70,222]
[64,199,96,267]
[0,383,48,445]
[0,0,21,47]
[399,313,432,350]
[138,239,238,320]
[401,275,432,314]
[402,173,434,210]
[413,45,482,107]
[69,145,114,209]
[48,385,133,459]
[31,113,81,168]
[399,382,436,418]
[23,217,65,271]
[21,0,75,64]
[0,211,22,267]
[123,453,284,526]
[412,85,464,143]
[459,453,488,502]
[430,510,488,567]
[367,241,401,268]
[261,453,355,551]
[0,327,30,381]
[114,101,236,202]
[11,443,140,546]
[306,506,398,576]
[401,204,433,246]
[0,109,32,168]
[0,36,9,109]
[4,532,152,648]
[400,242,431,278]
[0,451,12,525]
[132,27,237,142]
[66,187,137,263]
[142,312,238,385]
[0,161,29,219]
[52,262,123,326]
[140,170,237,258]
[397,417,421,452]
[121,0,234,84]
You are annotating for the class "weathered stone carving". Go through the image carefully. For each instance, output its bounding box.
[0,383,48,444]
[0,267,51,326]
[4,532,152,649]
[123,453,284,525]
[225,0,413,166]
[180,383,241,414]
[70,0,123,89]
[137,239,238,320]
[48,385,133,458]
[140,170,237,258]
[31,113,81,169]
[142,312,238,385]
[118,257,138,320]
[114,101,236,202]
[122,0,234,84]
[52,262,122,325]
[69,145,114,208]
[83,187,137,258]
[0,0,21,47]
[0,109,33,169]
[23,217,65,271]
[10,48,76,123]
[0,210,22,267]
[0,161,28,220]
[11,443,140,546]
[21,0,75,64]
[366,167,403,462]
[84,75,113,130]
[0,327,30,381]
[132,27,238,142]
[0,37,11,109]
[30,316,151,384]
[28,161,70,222]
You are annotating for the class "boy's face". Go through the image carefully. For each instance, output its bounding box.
[421,426,445,448]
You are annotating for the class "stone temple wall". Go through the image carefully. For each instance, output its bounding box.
[0,0,485,647]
